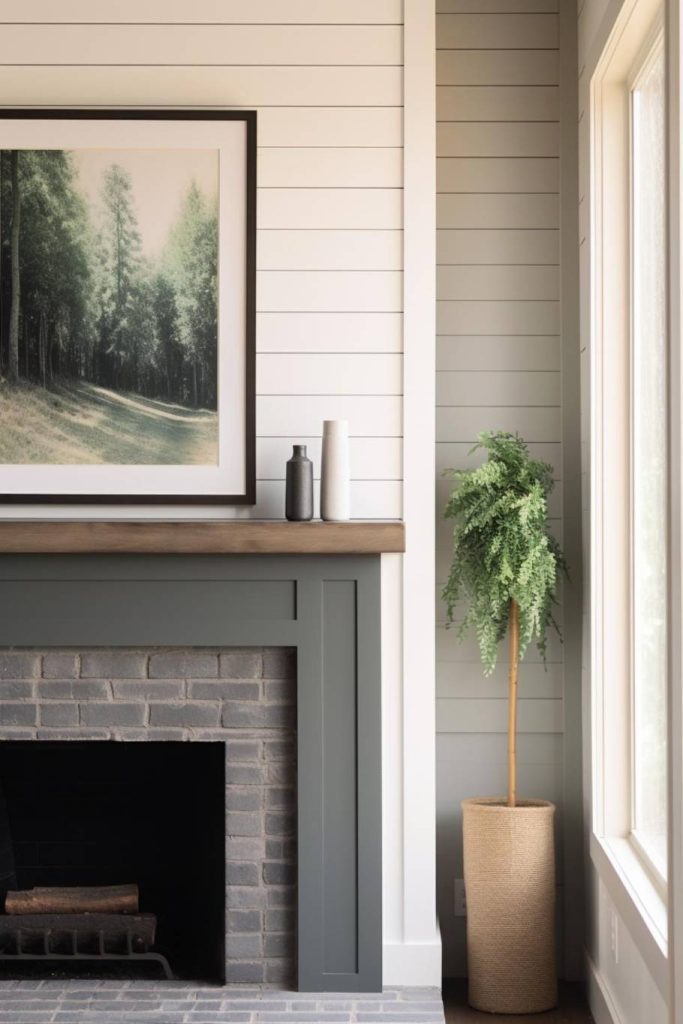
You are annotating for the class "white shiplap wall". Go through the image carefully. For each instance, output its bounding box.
[0,0,403,521]
[435,0,569,978]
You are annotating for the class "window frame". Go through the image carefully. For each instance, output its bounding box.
[590,0,670,966]
[627,19,668,896]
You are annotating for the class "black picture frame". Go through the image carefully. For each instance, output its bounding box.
[0,108,256,506]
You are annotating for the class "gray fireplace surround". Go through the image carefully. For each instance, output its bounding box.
[0,554,383,996]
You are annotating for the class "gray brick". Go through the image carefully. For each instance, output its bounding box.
[264,679,296,703]
[0,653,40,679]
[264,960,296,985]
[264,932,295,957]
[227,811,263,837]
[149,703,220,728]
[37,729,110,740]
[227,910,261,933]
[112,679,185,700]
[265,909,295,932]
[225,962,265,984]
[80,651,147,678]
[266,787,295,809]
[225,740,262,762]
[39,703,78,727]
[226,886,267,910]
[0,703,37,727]
[220,651,263,679]
[226,764,267,786]
[0,680,34,699]
[267,763,295,784]
[38,680,110,700]
[149,652,218,678]
[42,654,78,679]
[0,728,36,739]
[263,861,296,886]
[113,728,187,742]
[226,837,266,861]
[227,933,264,958]
[264,740,296,761]
[226,862,260,886]
[81,703,146,727]
[190,680,260,701]
[266,887,296,908]
[266,811,295,836]
[222,703,295,730]
[227,786,262,811]
[262,649,296,679]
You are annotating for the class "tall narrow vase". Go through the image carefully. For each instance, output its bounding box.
[321,420,350,521]
[285,445,314,521]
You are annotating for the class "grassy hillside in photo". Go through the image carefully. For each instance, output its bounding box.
[0,379,218,465]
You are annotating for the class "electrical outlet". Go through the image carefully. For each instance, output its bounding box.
[610,909,619,964]
[454,878,467,917]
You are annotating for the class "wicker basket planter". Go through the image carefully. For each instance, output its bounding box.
[462,797,557,1014]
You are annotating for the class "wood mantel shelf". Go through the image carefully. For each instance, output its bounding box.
[0,520,405,556]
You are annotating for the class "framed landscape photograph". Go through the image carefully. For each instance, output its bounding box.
[0,109,256,505]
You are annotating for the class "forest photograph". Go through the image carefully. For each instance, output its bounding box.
[0,147,219,466]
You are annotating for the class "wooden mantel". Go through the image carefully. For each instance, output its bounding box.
[0,520,405,556]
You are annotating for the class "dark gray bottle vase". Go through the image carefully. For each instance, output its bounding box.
[285,445,314,521]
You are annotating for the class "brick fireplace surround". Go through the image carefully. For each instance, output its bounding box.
[0,547,445,1024]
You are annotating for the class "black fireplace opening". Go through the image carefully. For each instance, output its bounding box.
[0,742,225,983]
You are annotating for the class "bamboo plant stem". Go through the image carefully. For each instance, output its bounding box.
[507,598,520,808]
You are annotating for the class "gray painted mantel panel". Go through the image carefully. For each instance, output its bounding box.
[0,554,383,992]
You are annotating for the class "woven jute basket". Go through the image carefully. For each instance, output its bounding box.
[462,797,557,1014]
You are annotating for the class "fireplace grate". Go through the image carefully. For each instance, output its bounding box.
[0,914,173,979]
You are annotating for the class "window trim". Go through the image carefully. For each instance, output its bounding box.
[590,0,669,959]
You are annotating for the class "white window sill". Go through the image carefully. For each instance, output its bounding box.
[590,832,668,998]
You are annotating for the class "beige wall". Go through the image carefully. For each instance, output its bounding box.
[435,0,583,979]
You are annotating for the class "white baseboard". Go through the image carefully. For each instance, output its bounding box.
[383,941,442,987]
[586,952,623,1024]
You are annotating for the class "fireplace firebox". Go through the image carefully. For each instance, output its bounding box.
[0,742,225,982]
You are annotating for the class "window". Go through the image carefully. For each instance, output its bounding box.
[630,33,668,884]
[591,0,670,949]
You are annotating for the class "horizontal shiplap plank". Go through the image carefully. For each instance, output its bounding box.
[436,731,563,765]
[258,230,402,271]
[256,312,403,353]
[436,370,560,405]
[436,440,561,472]
[437,49,558,85]
[253,479,401,520]
[0,25,403,65]
[257,271,402,313]
[437,661,563,699]
[438,122,559,156]
[438,265,558,300]
[257,353,402,394]
[437,0,558,11]
[259,108,402,147]
[436,698,563,733]
[258,148,402,188]
[437,622,563,664]
[437,405,561,442]
[257,436,402,480]
[438,194,558,229]
[258,189,402,230]
[438,228,558,264]
[0,66,401,108]
[0,0,402,21]
[436,335,560,370]
[438,157,558,193]
[438,299,559,334]
[437,13,558,48]
[258,395,402,436]
[437,85,558,121]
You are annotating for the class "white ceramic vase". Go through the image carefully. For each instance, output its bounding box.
[320,420,350,521]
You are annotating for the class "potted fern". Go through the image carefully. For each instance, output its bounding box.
[443,431,566,1014]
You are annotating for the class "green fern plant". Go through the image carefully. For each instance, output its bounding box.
[442,431,567,807]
